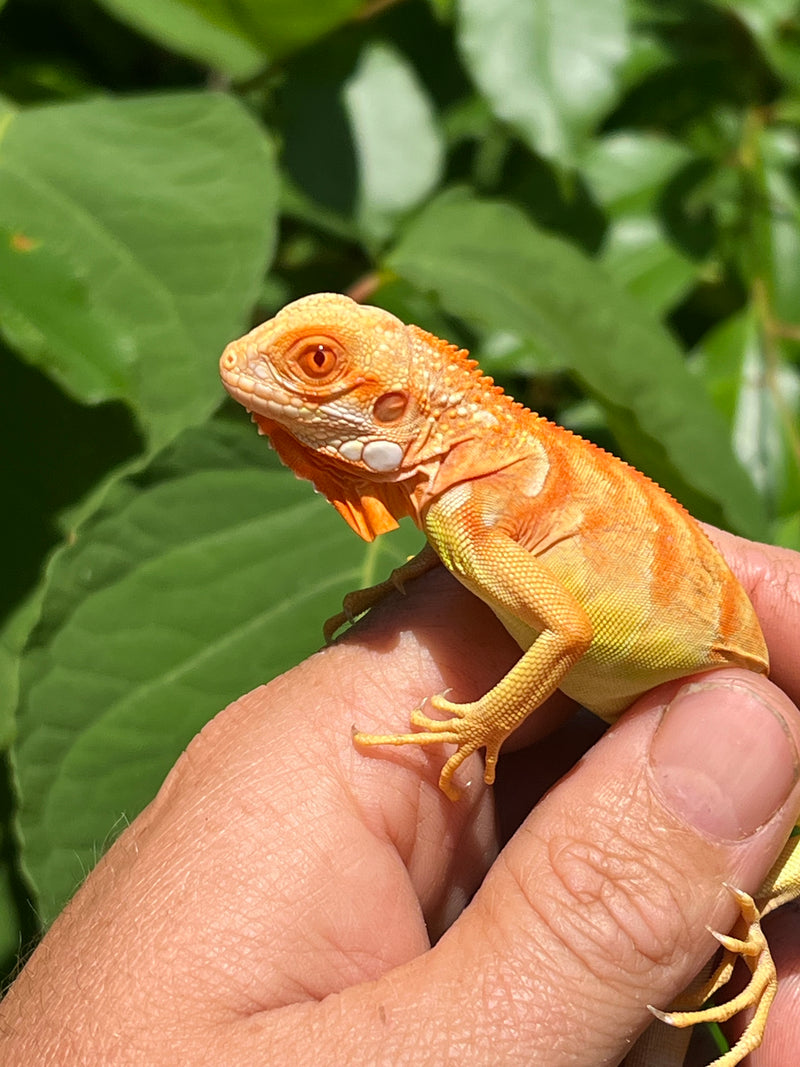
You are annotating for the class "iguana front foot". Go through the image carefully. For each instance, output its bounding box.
[354,694,509,800]
[323,544,440,642]
[649,885,777,1067]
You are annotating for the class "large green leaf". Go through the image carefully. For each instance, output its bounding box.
[96,0,366,74]
[222,0,367,61]
[386,189,767,537]
[0,93,278,448]
[0,594,45,752]
[457,0,629,165]
[13,418,421,923]
[582,131,695,214]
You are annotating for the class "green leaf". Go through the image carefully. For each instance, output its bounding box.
[0,594,45,752]
[0,838,22,969]
[695,310,800,514]
[772,510,800,550]
[456,0,629,165]
[597,216,698,314]
[0,641,16,751]
[386,189,767,537]
[96,0,366,73]
[0,229,133,401]
[241,0,367,61]
[94,0,264,79]
[582,132,699,313]
[715,0,798,45]
[343,41,444,242]
[0,93,278,449]
[13,418,421,922]
[763,151,800,327]
[582,131,695,214]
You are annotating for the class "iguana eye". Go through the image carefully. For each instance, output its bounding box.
[295,341,339,380]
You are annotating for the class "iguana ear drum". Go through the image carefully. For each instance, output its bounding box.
[373,391,408,423]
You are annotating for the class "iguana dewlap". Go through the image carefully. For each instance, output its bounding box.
[220,292,799,1067]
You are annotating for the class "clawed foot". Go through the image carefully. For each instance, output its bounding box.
[354,693,506,800]
[324,580,395,643]
[324,590,372,643]
[324,545,441,643]
[649,885,777,1067]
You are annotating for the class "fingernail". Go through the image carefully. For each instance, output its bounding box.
[650,676,799,840]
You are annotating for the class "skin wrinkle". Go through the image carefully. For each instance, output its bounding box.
[757,560,800,693]
[553,798,662,946]
[504,882,656,1064]
[541,827,685,986]
[437,943,525,1059]
[139,698,424,1012]
[483,866,574,1022]
[486,741,720,1054]
[471,861,619,1061]
[746,547,799,639]
[582,787,703,971]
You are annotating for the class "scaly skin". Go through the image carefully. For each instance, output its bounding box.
[220,291,799,1067]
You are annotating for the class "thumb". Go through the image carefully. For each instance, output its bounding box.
[379,668,800,1067]
[624,671,800,1065]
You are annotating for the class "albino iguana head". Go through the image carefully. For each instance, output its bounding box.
[220,292,523,540]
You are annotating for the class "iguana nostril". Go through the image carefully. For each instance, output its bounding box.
[220,346,241,372]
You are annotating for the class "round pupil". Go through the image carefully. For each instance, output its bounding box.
[313,345,327,367]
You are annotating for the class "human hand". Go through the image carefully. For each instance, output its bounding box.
[0,531,798,1066]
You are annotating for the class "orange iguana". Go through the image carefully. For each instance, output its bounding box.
[220,291,800,1066]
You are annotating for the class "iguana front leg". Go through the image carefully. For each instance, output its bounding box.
[323,543,440,642]
[354,521,593,799]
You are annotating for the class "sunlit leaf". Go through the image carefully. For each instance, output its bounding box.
[695,310,800,514]
[0,94,278,448]
[582,131,694,213]
[457,0,629,164]
[343,41,444,242]
[582,132,698,312]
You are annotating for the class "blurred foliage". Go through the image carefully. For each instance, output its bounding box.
[1,0,799,992]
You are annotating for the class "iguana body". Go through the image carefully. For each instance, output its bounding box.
[220,291,800,1067]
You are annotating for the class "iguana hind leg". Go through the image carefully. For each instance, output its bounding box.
[647,828,800,1066]
[649,886,775,1066]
